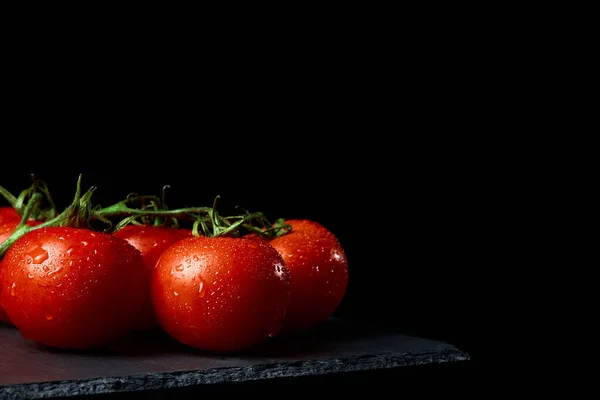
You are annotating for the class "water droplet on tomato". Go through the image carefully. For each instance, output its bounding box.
[43,265,49,272]
[25,246,48,265]
[67,244,85,257]
[193,255,199,262]
[27,273,34,279]
[59,236,65,240]
[173,291,179,296]
[10,282,16,296]
[198,280,206,298]
[81,241,89,246]
[332,249,344,261]
[176,264,184,272]
[45,313,53,320]
[47,266,63,277]
[274,263,286,278]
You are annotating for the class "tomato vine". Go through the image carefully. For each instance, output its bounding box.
[0,174,291,259]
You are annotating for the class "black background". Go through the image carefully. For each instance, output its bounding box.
[1,18,497,372]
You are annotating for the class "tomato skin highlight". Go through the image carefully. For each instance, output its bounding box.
[0,227,149,349]
[268,219,349,334]
[113,225,193,331]
[151,236,291,353]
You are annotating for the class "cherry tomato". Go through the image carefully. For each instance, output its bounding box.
[152,235,290,353]
[113,224,193,331]
[0,227,148,349]
[267,219,349,334]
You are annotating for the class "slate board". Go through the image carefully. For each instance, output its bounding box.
[0,318,469,399]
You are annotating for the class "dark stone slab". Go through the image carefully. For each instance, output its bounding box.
[0,318,469,399]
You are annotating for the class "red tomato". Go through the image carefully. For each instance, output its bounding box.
[0,227,148,349]
[113,225,193,331]
[152,236,291,353]
[267,219,349,334]
[0,207,20,225]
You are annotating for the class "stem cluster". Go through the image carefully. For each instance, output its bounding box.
[0,174,290,259]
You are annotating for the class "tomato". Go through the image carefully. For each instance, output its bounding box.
[267,219,349,334]
[113,224,193,331]
[151,235,291,353]
[0,226,148,349]
[0,207,20,225]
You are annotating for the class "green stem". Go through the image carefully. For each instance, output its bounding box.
[240,219,292,238]
[33,178,58,220]
[0,185,18,208]
[204,210,274,238]
[0,175,96,259]
[0,177,58,220]
[0,193,50,258]
[1,175,292,259]
[97,202,212,219]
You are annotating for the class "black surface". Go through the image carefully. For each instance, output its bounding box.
[0,318,469,399]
